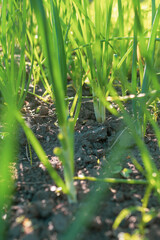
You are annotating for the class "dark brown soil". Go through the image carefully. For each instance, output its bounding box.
[4,84,160,240]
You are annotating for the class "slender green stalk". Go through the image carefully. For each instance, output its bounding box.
[118,0,126,95]
[152,0,156,25]
[30,0,77,202]
[131,1,141,134]
[31,0,67,126]
[74,176,148,185]
[50,0,67,95]
[0,105,17,238]
[139,185,153,235]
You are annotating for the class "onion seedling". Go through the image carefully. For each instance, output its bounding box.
[29,0,78,203]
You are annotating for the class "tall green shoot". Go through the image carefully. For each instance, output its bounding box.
[0,97,17,239]
[131,1,160,136]
[72,0,114,122]
[118,0,126,95]
[30,0,77,202]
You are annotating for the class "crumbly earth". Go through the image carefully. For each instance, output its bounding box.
[4,84,160,240]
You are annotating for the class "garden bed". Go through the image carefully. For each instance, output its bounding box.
[5,84,160,240]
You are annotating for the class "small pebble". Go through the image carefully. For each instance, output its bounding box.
[39,105,48,115]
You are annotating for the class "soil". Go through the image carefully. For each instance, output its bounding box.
[3,84,160,240]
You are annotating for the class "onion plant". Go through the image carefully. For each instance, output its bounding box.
[131,0,160,137]
[26,0,79,203]
[68,0,135,122]
[1,0,31,109]
[0,0,30,236]
[67,0,115,122]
